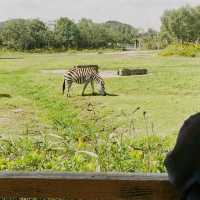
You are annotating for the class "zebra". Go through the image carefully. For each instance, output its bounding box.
[63,67,106,97]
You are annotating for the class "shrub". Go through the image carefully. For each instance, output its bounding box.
[160,43,200,57]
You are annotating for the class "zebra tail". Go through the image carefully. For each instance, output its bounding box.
[62,79,65,94]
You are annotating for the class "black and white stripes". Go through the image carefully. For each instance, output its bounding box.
[74,65,99,73]
[63,65,106,96]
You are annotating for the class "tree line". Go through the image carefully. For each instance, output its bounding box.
[0,4,199,51]
[0,18,139,50]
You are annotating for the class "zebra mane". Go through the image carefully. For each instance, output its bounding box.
[73,64,99,72]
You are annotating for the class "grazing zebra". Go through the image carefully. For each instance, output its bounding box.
[63,67,106,97]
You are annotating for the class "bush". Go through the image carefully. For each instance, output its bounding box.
[160,43,200,57]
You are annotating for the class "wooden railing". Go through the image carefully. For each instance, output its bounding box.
[0,172,180,200]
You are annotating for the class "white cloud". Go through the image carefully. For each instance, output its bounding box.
[0,0,199,30]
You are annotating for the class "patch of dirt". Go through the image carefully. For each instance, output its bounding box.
[99,70,119,78]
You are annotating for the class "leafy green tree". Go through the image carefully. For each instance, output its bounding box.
[27,19,50,49]
[54,17,80,49]
[160,5,200,43]
[0,19,52,50]
[0,19,34,50]
[78,18,114,48]
[77,18,93,48]
[104,21,138,45]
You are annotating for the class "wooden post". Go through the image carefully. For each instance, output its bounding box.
[0,172,179,199]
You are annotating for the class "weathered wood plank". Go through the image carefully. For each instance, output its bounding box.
[0,172,180,200]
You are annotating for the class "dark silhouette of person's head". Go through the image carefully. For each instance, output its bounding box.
[165,113,200,200]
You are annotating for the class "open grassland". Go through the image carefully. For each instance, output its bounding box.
[0,50,200,171]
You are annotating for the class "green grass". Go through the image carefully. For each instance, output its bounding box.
[0,50,200,171]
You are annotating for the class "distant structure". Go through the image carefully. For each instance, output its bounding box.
[117,40,141,51]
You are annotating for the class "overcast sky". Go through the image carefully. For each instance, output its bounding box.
[0,0,199,30]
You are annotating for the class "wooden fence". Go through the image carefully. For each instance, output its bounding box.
[0,172,180,200]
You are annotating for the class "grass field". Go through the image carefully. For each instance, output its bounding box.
[0,50,200,171]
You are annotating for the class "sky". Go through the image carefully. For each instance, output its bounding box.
[0,0,199,30]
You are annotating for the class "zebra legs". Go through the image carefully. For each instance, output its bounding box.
[91,81,95,95]
[82,81,90,96]
[62,80,66,95]
[67,82,72,97]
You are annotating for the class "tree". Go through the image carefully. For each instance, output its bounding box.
[54,17,80,49]
[0,19,34,50]
[27,19,50,49]
[78,18,115,48]
[0,19,52,50]
[104,21,138,45]
[160,5,200,43]
[77,18,93,48]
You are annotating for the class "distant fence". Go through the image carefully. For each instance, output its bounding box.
[0,172,180,199]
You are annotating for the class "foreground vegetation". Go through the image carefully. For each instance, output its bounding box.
[1,50,200,172]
